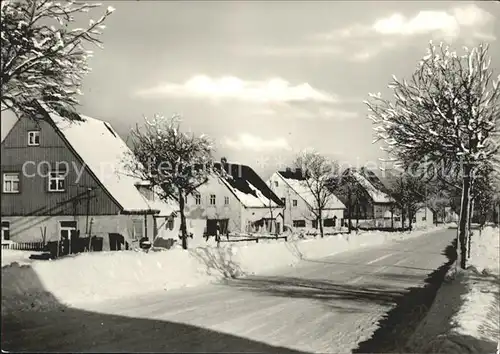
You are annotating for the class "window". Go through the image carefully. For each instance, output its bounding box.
[28,131,40,146]
[324,218,335,227]
[132,219,143,239]
[312,220,318,229]
[274,181,278,187]
[292,199,298,207]
[194,194,201,205]
[422,217,427,221]
[224,196,230,205]
[166,217,174,231]
[48,169,66,192]
[3,173,20,193]
[293,220,306,228]
[1,221,10,241]
[210,194,216,205]
[281,197,286,205]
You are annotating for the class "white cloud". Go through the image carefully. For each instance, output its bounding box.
[372,5,494,39]
[252,102,359,121]
[135,75,337,103]
[223,133,292,151]
[319,4,495,41]
[308,4,496,62]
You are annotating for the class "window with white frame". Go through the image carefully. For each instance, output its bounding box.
[210,194,216,205]
[48,169,66,192]
[224,196,229,205]
[28,131,40,146]
[166,217,174,231]
[274,181,278,187]
[194,193,201,205]
[132,219,144,239]
[1,221,10,241]
[3,173,20,193]
[292,199,298,207]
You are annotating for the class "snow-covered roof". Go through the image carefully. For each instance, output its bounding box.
[215,163,283,208]
[351,171,393,204]
[277,172,346,210]
[39,102,176,215]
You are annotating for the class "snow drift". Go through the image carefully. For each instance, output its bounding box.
[2,225,447,313]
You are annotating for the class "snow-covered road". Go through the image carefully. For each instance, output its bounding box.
[1,228,456,353]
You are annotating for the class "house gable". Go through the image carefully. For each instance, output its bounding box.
[1,115,122,216]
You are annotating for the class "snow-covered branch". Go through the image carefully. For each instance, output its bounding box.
[1,0,115,116]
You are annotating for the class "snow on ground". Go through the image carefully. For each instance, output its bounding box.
[407,226,499,353]
[1,224,450,313]
[451,226,499,345]
[1,249,41,267]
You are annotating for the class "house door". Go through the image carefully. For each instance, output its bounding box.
[60,221,77,256]
[1,221,10,241]
[218,219,229,235]
[206,219,218,236]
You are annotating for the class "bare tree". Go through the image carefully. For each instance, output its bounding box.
[126,114,215,250]
[294,150,340,238]
[388,173,426,230]
[1,0,114,116]
[367,42,500,269]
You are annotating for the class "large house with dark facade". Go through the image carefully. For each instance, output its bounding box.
[1,102,177,252]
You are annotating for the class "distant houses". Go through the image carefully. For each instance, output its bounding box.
[338,167,397,228]
[268,168,346,231]
[1,101,446,254]
[184,162,284,236]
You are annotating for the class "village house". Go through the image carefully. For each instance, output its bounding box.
[268,168,346,231]
[0,101,180,253]
[412,206,435,228]
[183,161,285,236]
[339,167,397,228]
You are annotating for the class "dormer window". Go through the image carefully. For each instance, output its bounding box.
[28,131,40,146]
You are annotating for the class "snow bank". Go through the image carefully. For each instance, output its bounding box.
[468,226,500,276]
[1,250,36,267]
[409,226,499,353]
[1,225,448,312]
[451,226,499,346]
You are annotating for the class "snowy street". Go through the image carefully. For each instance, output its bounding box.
[1,228,456,353]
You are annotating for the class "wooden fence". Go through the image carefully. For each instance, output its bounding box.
[2,241,45,251]
[216,235,288,246]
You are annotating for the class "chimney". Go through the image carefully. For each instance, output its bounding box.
[295,168,303,178]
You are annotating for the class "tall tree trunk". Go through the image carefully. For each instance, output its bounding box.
[347,187,352,234]
[178,188,188,250]
[458,164,473,269]
[467,194,475,259]
[391,207,394,229]
[318,209,324,238]
[408,206,413,230]
[356,203,360,228]
[401,207,406,229]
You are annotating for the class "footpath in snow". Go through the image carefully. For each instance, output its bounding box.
[2,225,448,314]
[406,226,500,354]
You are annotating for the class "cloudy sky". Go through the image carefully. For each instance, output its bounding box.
[2,0,500,178]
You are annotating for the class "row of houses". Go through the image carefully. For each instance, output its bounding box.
[1,103,441,252]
